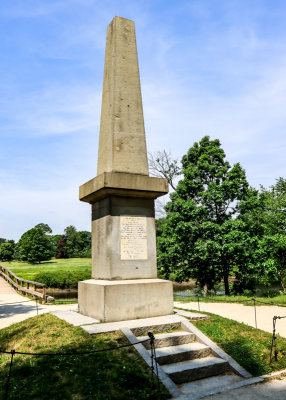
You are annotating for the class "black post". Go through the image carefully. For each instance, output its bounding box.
[4,350,15,400]
[148,332,155,389]
[270,316,278,363]
[148,332,160,393]
[197,295,200,311]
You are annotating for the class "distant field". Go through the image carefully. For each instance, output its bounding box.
[1,258,91,282]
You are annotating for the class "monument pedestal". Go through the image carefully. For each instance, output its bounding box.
[78,16,173,323]
[78,279,173,322]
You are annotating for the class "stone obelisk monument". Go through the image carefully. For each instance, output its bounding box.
[78,16,173,322]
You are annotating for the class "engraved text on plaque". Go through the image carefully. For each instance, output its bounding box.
[120,216,148,260]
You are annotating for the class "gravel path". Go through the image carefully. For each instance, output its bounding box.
[174,301,286,337]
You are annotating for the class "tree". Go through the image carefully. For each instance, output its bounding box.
[55,234,68,258]
[148,150,182,191]
[16,224,54,263]
[65,225,79,258]
[0,241,15,262]
[148,150,182,218]
[77,231,91,258]
[158,136,249,294]
[35,223,53,234]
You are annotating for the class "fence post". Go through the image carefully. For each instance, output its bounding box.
[5,350,15,400]
[197,295,200,311]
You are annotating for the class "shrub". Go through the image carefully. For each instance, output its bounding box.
[34,270,90,289]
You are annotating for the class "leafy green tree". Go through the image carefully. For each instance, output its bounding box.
[77,231,91,258]
[16,224,54,263]
[158,136,249,294]
[65,225,79,258]
[237,178,286,291]
[0,241,15,261]
[35,223,53,234]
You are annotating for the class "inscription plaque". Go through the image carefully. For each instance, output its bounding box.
[120,216,148,260]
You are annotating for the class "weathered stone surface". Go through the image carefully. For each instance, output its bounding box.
[90,196,157,279]
[78,16,173,322]
[139,332,196,350]
[153,343,211,365]
[79,172,168,203]
[78,278,173,322]
[97,16,148,176]
[162,357,229,384]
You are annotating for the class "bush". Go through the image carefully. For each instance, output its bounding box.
[261,288,281,298]
[34,270,90,289]
[231,275,256,295]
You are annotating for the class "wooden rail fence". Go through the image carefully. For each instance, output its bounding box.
[0,265,46,303]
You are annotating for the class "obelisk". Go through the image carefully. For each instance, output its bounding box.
[78,16,173,322]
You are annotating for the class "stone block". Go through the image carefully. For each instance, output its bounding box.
[78,278,173,322]
[79,172,168,203]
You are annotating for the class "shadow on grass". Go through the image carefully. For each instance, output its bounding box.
[0,316,170,400]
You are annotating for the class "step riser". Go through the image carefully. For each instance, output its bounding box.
[144,334,196,349]
[168,361,229,384]
[157,347,212,365]
[132,322,181,337]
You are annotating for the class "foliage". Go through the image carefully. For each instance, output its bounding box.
[14,224,55,263]
[158,136,249,294]
[0,241,15,261]
[54,234,68,258]
[63,226,91,258]
[34,223,53,234]
[239,179,286,291]
[0,314,170,400]
[34,270,90,289]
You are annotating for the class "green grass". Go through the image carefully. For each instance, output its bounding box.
[174,294,286,307]
[1,258,91,281]
[0,314,170,400]
[185,309,286,376]
[1,258,92,289]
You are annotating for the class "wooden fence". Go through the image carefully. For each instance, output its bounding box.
[0,265,46,303]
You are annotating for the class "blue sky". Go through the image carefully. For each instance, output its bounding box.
[1,0,286,240]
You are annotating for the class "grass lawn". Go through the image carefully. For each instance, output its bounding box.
[1,258,91,281]
[0,314,170,400]
[174,293,286,307]
[188,310,286,376]
[1,258,92,289]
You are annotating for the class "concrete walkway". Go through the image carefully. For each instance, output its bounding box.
[201,375,286,400]
[0,277,78,330]
[174,301,286,337]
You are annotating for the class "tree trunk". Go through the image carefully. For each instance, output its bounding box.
[223,271,230,295]
[278,271,285,291]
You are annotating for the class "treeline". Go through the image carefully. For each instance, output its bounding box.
[157,136,286,295]
[0,224,91,263]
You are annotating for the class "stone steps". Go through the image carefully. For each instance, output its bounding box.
[134,321,248,397]
[179,373,244,395]
[161,356,229,384]
[150,342,211,365]
[139,331,196,349]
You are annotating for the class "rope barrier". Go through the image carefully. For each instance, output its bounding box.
[1,335,158,399]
